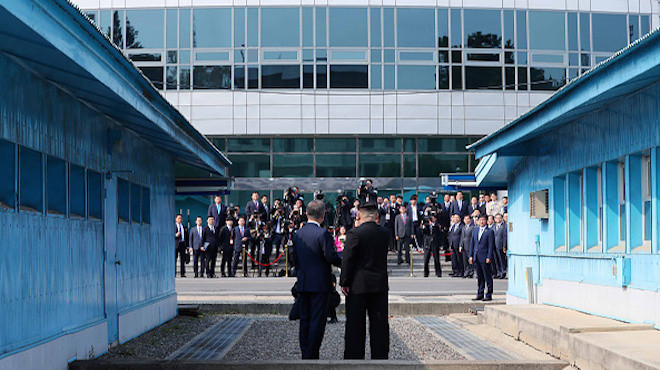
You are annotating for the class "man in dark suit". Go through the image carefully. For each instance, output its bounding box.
[201,216,219,278]
[467,196,480,218]
[493,213,507,279]
[439,194,452,229]
[469,214,496,301]
[447,214,464,277]
[260,194,271,221]
[188,216,205,278]
[422,214,444,278]
[340,203,390,359]
[459,215,475,278]
[175,214,188,277]
[394,204,412,265]
[232,216,251,277]
[246,192,267,219]
[292,200,341,360]
[477,194,487,216]
[450,191,469,219]
[218,217,235,277]
[208,195,227,228]
[406,195,423,250]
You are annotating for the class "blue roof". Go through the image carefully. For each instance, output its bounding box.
[0,0,231,175]
[469,27,660,186]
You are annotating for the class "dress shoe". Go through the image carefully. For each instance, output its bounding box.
[483,297,492,301]
[221,273,227,277]
[423,274,429,278]
[472,296,484,301]
[181,274,186,277]
[436,275,442,278]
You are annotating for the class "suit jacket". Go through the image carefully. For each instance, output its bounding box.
[450,199,469,219]
[201,225,219,251]
[477,202,487,217]
[447,222,463,249]
[218,225,235,250]
[340,221,390,294]
[208,203,227,228]
[471,226,495,262]
[189,225,204,251]
[175,223,188,249]
[292,223,341,293]
[406,204,423,224]
[467,204,480,217]
[234,225,251,252]
[493,223,507,251]
[459,223,475,253]
[245,200,266,219]
[394,213,413,239]
[439,202,451,229]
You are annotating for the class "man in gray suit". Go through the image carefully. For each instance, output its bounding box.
[459,215,475,278]
[394,204,412,265]
[493,213,507,279]
[188,216,205,278]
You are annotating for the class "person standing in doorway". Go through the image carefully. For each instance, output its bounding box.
[175,214,188,277]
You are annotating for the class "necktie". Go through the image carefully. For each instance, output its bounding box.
[198,226,201,238]
[402,214,406,224]
[179,224,184,241]
[479,227,484,241]
[211,226,214,233]
[217,204,221,214]
[458,201,462,210]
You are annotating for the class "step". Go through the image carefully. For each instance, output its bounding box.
[483,304,660,370]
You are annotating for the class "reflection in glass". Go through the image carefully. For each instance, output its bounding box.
[592,13,627,52]
[248,66,258,89]
[273,138,314,153]
[465,66,502,90]
[262,8,299,47]
[580,13,590,51]
[234,7,245,47]
[418,138,470,152]
[180,8,190,48]
[516,11,527,49]
[112,10,123,47]
[330,8,368,47]
[316,138,356,152]
[385,65,395,90]
[451,9,462,48]
[371,65,382,89]
[438,9,449,47]
[139,67,164,89]
[166,9,177,48]
[303,8,314,47]
[234,66,245,89]
[316,7,326,47]
[228,154,270,177]
[359,138,401,152]
[452,66,462,90]
[568,12,578,51]
[262,65,300,88]
[248,8,258,46]
[439,66,449,89]
[629,15,639,42]
[193,66,231,89]
[316,155,357,177]
[228,138,270,152]
[371,8,381,47]
[303,65,314,88]
[359,155,401,177]
[316,65,327,88]
[398,65,436,90]
[273,154,314,177]
[166,66,177,89]
[404,154,416,177]
[397,8,435,47]
[19,146,43,212]
[418,154,468,177]
[193,8,231,48]
[464,9,501,48]
[179,66,190,89]
[384,8,395,47]
[530,67,565,90]
[518,67,528,90]
[503,10,514,49]
[529,11,565,50]
[330,65,368,88]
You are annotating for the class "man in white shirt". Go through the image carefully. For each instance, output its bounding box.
[469,215,496,301]
[175,214,188,277]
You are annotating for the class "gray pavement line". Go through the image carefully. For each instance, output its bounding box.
[216,319,254,360]
[166,321,225,359]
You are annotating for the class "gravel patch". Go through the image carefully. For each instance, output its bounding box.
[222,316,465,361]
[99,314,223,360]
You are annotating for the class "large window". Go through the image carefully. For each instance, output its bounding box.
[529,11,565,51]
[273,154,314,177]
[398,65,436,90]
[19,146,42,212]
[193,8,231,48]
[592,14,627,52]
[0,139,15,209]
[46,156,66,215]
[316,154,356,177]
[228,154,270,177]
[329,8,368,47]
[261,8,300,47]
[262,65,300,88]
[397,8,435,47]
[126,9,164,49]
[359,155,401,177]
[193,66,231,89]
[464,9,502,48]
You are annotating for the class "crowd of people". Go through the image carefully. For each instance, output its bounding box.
[174,185,509,285]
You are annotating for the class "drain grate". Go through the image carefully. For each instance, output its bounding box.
[415,316,514,360]
[168,317,252,360]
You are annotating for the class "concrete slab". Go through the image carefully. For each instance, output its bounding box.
[483,304,660,370]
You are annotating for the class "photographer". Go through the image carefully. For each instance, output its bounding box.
[421,213,445,278]
[314,190,334,229]
[248,211,265,270]
[271,206,287,258]
[357,179,378,203]
[334,194,353,231]
[258,222,274,277]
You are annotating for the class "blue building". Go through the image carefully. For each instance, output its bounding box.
[470,27,660,328]
[0,0,229,368]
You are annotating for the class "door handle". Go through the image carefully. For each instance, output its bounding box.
[115,260,122,266]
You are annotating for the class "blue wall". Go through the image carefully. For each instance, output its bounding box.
[0,50,175,357]
[507,79,660,301]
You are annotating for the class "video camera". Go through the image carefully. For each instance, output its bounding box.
[283,187,296,207]
[357,179,377,202]
[314,190,325,201]
[423,191,441,223]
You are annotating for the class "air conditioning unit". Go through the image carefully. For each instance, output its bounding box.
[530,190,549,219]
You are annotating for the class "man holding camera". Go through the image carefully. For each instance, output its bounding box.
[357,179,378,203]
[422,214,444,278]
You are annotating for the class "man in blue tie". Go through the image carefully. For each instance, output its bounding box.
[292,200,342,359]
[469,214,496,301]
[208,195,227,228]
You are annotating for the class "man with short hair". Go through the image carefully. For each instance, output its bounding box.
[175,214,188,277]
[447,214,464,277]
[201,215,219,278]
[208,195,227,228]
[395,204,412,265]
[292,200,342,359]
[407,195,423,251]
[486,192,502,216]
[477,194,487,216]
[450,191,469,219]
[232,216,251,277]
[469,215,496,301]
[493,213,507,279]
[261,195,271,221]
[340,203,391,360]
[468,196,480,217]
[501,196,508,213]
[422,214,444,278]
[188,216,205,278]
[218,217,235,277]
[459,214,475,278]
[246,192,266,219]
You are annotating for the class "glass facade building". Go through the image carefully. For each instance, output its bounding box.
[76,0,657,208]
